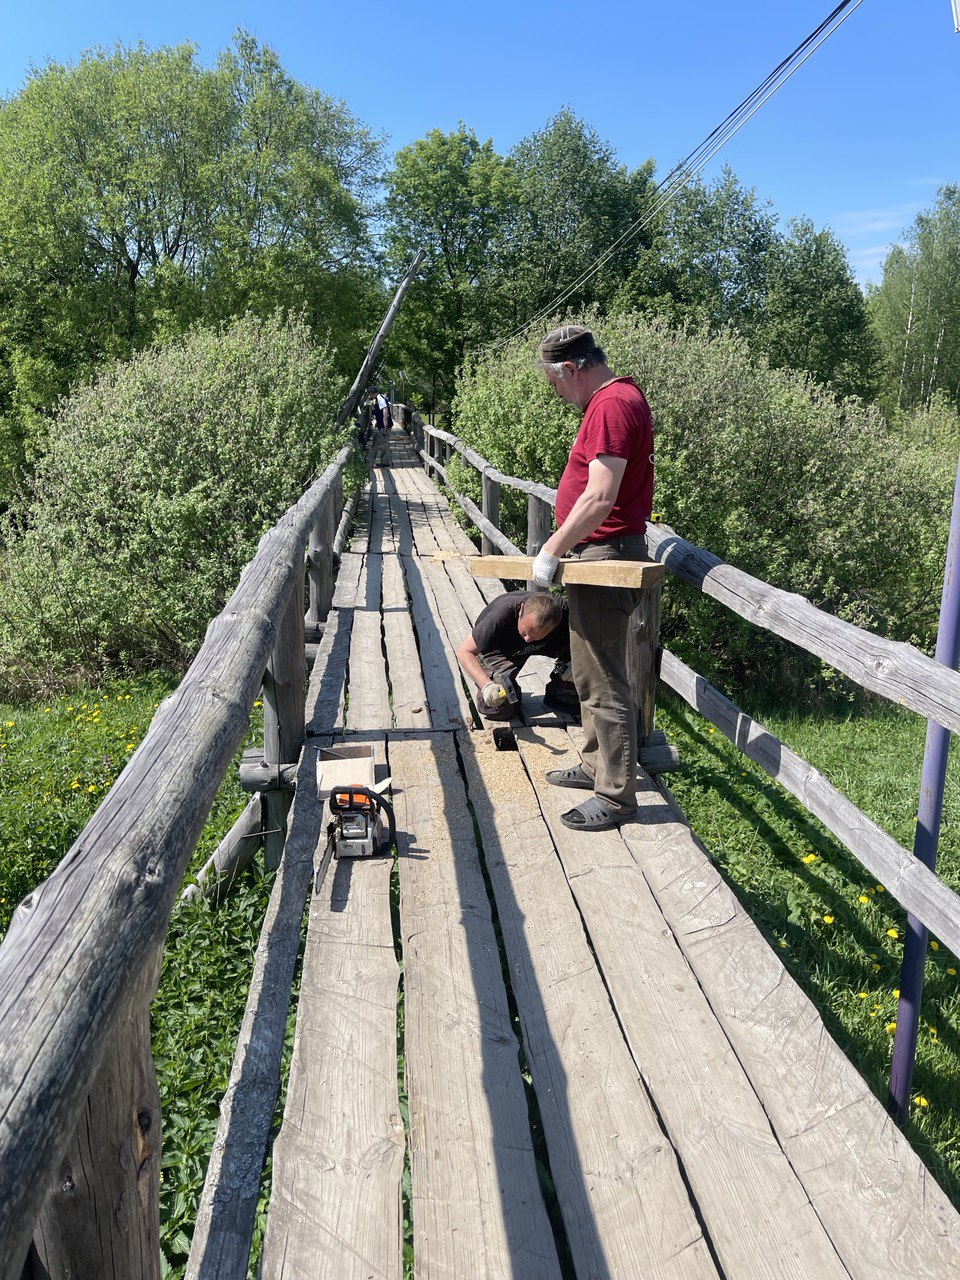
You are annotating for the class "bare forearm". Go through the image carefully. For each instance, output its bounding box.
[456,643,490,689]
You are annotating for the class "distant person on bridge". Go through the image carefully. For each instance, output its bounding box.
[531,325,654,831]
[455,591,578,722]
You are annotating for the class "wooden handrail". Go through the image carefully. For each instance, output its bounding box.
[411,417,960,738]
[0,442,353,1276]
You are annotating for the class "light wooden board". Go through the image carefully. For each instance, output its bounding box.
[513,727,850,1280]
[345,554,391,732]
[381,554,430,730]
[458,732,717,1279]
[389,734,560,1279]
[261,738,404,1280]
[382,470,415,557]
[471,555,665,588]
[621,780,960,1280]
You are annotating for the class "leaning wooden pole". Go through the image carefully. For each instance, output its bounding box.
[336,250,425,427]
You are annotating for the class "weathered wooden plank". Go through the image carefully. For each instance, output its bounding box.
[305,552,365,737]
[349,484,373,554]
[33,953,162,1280]
[646,522,960,734]
[459,732,717,1279]
[0,444,353,1274]
[186,743,323,1279]
[264,579,307,868]
[389,734,559,1279]
[345,554,392,732]
[622,780,960,1278]
[368,469,396,554]
[514,727,850,1280]
[661,649,960,961]
[381,553,429,729]
[471,555,665,588]
[397,554,470,729]
[261,738,403,1280]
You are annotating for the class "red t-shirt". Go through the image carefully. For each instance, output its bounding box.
[555,378,654,541]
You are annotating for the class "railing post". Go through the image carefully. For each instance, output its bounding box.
[263,579,306,870]
[306,489,336,629]
[629,583,662,749]
[481,470,501,557]
[31,952,163,1280]
[526,494,553,592]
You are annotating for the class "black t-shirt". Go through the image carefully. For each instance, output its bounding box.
[471,591,570,662]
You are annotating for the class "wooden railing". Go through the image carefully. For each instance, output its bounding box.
[0,439,356,1280]
[407,412,960,965]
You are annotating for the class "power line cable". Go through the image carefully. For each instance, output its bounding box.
[491,0,866,349]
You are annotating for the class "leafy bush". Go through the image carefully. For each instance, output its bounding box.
[453,311,958,693]
[0,313,347,693]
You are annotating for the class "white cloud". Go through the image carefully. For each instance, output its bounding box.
[848,243,895,286]
[830,204,921,238]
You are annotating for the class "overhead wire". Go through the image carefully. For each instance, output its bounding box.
[489,0,867,349]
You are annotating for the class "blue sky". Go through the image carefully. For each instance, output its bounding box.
[1,1,957,286]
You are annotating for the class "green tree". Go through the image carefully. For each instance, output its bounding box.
[0,313,346,692]
[617,169,779,332]
[0,34,383,493]
[758,218,879,400]
[503,110,657,326]
[384,125,519,411]
[870,186,960,411]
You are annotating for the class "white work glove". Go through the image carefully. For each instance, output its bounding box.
[479,682,503,712]
[532,549,560,587]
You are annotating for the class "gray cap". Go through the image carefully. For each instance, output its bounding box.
[538,325,597,363]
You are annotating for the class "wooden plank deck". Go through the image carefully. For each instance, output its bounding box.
[258,428,960,1279]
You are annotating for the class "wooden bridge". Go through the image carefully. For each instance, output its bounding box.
[5,418,960,1279]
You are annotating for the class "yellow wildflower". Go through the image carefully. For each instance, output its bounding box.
[948,968,958,976]
[802,853,818,864]
[887,929,899,940]
[858,894,869,904]
[858,992,868,999]
[823,915,835,924]
[885,1022,897,1033]
[893,988,900,998]
[914,1096,929,1107]
[931,941,940,951]
[876,885,885,893]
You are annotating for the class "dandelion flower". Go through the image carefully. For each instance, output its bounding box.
[5,721,12,728]
[948,968,958,976]
[893,988,900,998]
[858,992,868,999]
[858,894,869,904]
[802,853,818,864]
[87,785,97,794]
[885,1022,897,1033]
[876,885,885,893]
[914,1096,929,1107]
[823,915,835,924]
[931,941,940,951]
[887,929,899,940]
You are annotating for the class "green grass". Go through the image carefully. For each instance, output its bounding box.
[0,675,280,1278]
[659,688,960,1201]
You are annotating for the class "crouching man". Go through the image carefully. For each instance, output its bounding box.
[456,591,577,721]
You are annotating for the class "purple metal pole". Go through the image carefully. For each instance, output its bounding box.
[889,448,960,1123]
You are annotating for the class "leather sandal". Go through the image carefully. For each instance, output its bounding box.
[545,764,594,789]
[560,796,634,831]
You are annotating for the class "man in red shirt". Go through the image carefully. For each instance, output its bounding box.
[532,325,654,831]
